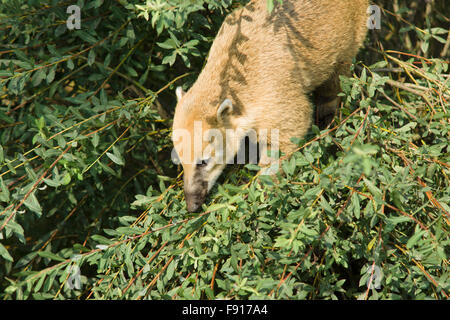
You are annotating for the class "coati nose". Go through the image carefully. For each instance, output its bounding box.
[186,201,202,213]
[184,191,205,213]
[184,178,208,213]
[185,193,206,213]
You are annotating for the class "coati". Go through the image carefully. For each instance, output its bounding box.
[172,0,368,212]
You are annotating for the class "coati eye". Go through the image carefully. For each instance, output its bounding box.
[196,159,209,168]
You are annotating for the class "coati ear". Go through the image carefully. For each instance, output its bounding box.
[216,99,233,123]
[176,86,186,101]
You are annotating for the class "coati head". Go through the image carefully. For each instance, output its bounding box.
[172,87,248,213]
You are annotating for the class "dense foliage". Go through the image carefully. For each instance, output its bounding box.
[0,0,448,300]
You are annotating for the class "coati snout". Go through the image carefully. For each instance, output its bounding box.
[183,164,209,213]
[172,0,368,212]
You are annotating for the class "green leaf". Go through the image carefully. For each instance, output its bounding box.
[157,38,177,50]
[88,50,96,66]
[206,203,229,212]
[352,193,360,219]
[0,243,13,262]
[61,173,71,185]
[34,274,46,293]
[32,69,46,87]
[363,177,382,199]
[100,88,107,105]
[67,59,74,70]
[92,133,99,148]
[162,53,177,66]
[5,220,25,243]
[23,193,42,215]
[244,164,260,171]
[320,196,334,214]
[406,230,427,249]
[0,70,13,77]
[367,236,377,251]
[0,110,15,124]
[165,259,177,281]
[131,194,156,208]
[92,0,104,9]
[46,65,56,84]
[126,26,135,40]
[387,216,411,225]
[0,177,10,202]
[421,41,429,54]
[300,225,318,236]
[77,31,98,44]
[106,152,124,166]
[91,235,114,245]
[44,178,62,188]
[116,227,141,236]
[267,0,274,13]
[37,251,66,262]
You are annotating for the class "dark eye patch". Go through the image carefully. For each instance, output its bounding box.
[196,159,209,168]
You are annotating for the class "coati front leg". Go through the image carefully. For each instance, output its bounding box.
[313,62,351,129]
[258,135,280,176]
[257,95,312,175]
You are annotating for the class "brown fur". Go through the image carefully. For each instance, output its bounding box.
[173,0,369,212]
